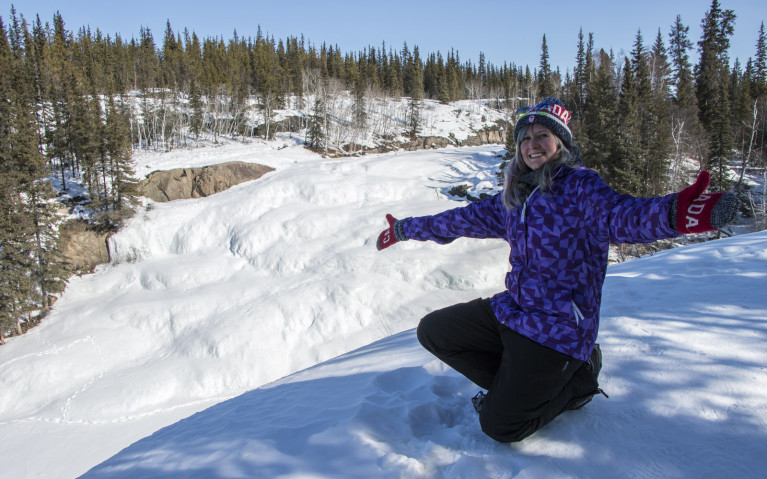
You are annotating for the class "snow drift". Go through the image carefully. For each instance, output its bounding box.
[81,231,767,478]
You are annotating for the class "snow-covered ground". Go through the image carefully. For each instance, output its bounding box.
[1,137,766,478]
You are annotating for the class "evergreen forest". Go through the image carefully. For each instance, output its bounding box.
[1,0,766,342]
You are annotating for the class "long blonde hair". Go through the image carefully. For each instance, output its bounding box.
[502,125,571,211]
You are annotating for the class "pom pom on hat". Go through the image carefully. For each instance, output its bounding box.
[514,97,574,150]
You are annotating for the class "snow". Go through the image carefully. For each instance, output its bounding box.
[1,137,766,479]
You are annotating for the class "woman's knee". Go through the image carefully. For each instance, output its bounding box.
[416,311,440,351]
[479,412,536,443]
[477,389,541,443]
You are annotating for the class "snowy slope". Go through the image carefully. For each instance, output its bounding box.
[1,138,766,478]
[0,139,507,479]
[82,231,767,479]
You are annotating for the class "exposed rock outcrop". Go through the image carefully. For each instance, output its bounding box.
[139,161,274,202]
[346,124,506,155]
[57,220,112,273]
[458,125,506,147]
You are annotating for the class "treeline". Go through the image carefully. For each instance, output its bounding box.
[550,4,767,198]
[3,1,763,187]
[1,0,766,342]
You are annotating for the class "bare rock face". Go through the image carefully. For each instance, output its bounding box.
[460,126,505,146]
[57,220,112,273]
[375,125,506,153]
[139,161,274,202]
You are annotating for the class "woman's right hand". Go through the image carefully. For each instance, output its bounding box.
[377,214,401,250]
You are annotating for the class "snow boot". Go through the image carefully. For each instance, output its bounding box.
[471,391,486,413]
[588,343,602,381]
[566,344,608,411]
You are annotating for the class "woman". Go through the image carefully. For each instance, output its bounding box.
[375,97,738,443]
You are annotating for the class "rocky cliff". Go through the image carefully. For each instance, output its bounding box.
[57,220,112,274]
[139,161,275,202]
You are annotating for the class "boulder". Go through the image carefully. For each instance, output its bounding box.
[139,161,274,202]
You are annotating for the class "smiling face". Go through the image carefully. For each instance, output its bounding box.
[518,124,561,171]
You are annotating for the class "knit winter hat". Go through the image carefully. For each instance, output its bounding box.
[514,97,574,150]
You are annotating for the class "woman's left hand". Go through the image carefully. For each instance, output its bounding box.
[675,171,738,233]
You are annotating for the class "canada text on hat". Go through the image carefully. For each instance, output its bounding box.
[527,101,572,133]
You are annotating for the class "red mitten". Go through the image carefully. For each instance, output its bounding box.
[675,171,726,233]
[377,214,401,251]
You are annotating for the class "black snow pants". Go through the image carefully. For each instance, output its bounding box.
[416,298,599,443]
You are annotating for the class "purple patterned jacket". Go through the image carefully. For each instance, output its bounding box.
[402,165,679,361]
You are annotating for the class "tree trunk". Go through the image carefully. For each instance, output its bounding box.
[736,100,758,188]
[59,156,67,191]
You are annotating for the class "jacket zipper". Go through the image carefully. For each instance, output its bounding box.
[520,165,567,223]
[520,186,540,224]
[572,301,585,326]
[520,186,539,266]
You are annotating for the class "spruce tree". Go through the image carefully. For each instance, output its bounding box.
[27,178,67,315]
[189,78,204,142]
[352,69,367,131]
[566,30,594,147]
[306,92,326,153]
[696,0,736,189]
[583,50,620,180]
[538,35,553,98]
[573,28,588,121]
[446,50,460,101]
[27,15,49,148]
[753,22,767,161]
[436,54,451,104]
[0,18,13,165]
[406,45,424,139]
[754,22,767,98]
[68,74,102,198]
[0,185,35,341]
[384,49,402,96]
[255,35,282,139]
[136,26,159,91]
[668,14,706,188]
[615,55,644,195]
[161,20,182,89]
[286,36,305,100]
[729,60,752,153]
[648,30,673,195]
[586,33,595,83]
[185,32,204,95]
[0,18,19,339]
[628,30,659,195]
[105,95,138,222]
[669,15,697,110]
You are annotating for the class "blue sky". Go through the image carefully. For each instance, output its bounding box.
[7,0,765,73]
